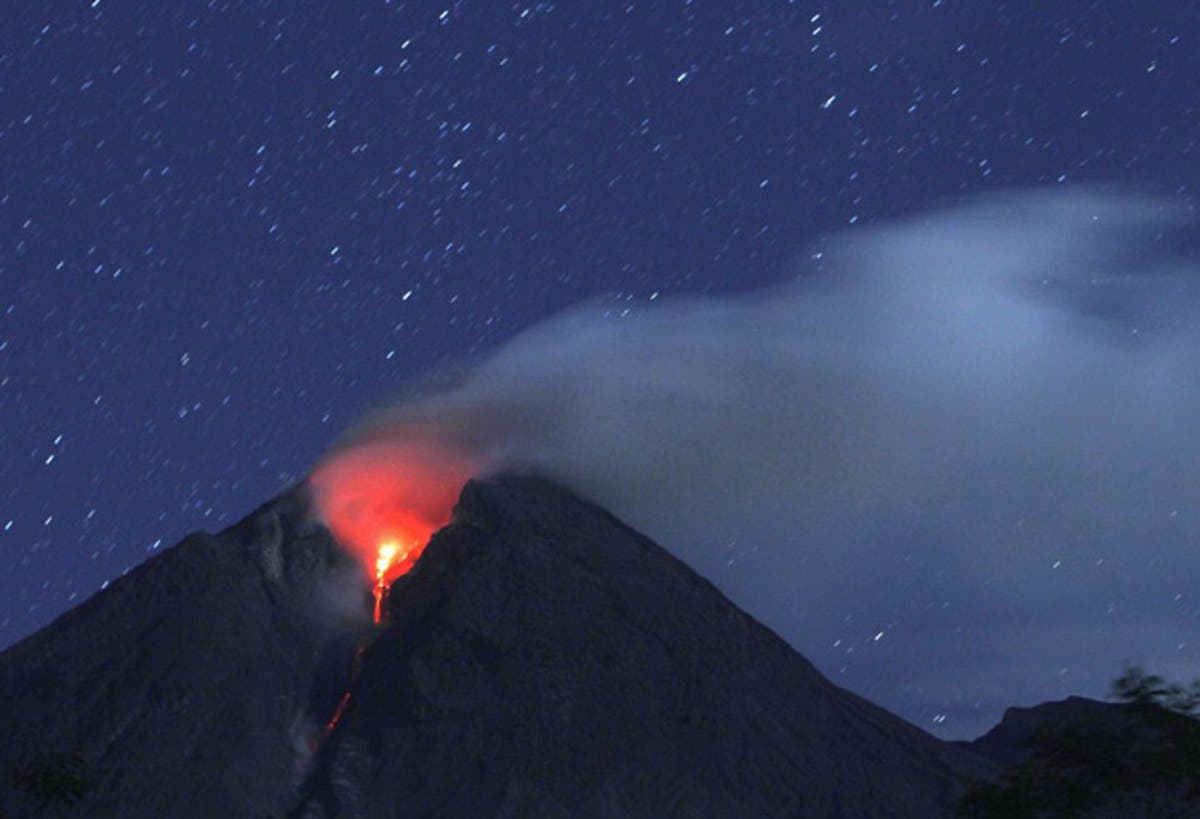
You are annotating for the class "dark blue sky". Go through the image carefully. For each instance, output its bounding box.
[2,2,1197,737]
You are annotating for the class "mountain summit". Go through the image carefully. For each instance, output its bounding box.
[1,475,996,817]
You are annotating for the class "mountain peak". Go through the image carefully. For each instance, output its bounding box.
[2,475,995,818]
[295,474,992,818]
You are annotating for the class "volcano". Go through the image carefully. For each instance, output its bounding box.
[0,475,1003,817]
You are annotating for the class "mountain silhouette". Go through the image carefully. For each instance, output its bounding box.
[4,475,1011,817]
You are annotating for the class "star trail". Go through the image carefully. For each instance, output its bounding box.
[2,2,1197,738]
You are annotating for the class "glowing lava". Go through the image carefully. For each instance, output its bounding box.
[309,438,476,623]
[372,540,408,623]
[321,692,352,739]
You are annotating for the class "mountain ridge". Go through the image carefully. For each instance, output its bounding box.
[0,475,1006,817]
[291,475,996,817]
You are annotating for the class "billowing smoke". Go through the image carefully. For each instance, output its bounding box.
[313,189,1200,737]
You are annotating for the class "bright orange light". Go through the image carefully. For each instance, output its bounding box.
[309,438,475,622]
[372,540,410,623]
[321,691,352,741]
[376,541,400,578]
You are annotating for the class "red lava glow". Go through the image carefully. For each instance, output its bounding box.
[309,439,476,623]
[320,691,353,743]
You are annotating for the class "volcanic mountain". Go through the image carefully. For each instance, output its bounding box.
[0,475,1003,817]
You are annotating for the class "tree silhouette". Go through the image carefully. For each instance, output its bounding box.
[958,665,1200,818]
[6,752,96,816]
[1111,663,1200,717]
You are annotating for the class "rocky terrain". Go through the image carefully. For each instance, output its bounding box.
[7,475,1188,817]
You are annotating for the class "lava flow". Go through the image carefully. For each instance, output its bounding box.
[306,438,474,748]
[372,540,410,623]
[309,437,475,624]
[309,644,367,750]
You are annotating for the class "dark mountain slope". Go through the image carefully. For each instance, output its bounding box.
[0,475,1000,818]
[958,697,1200,818]
[293,475,995,818]
[0,487,367,818]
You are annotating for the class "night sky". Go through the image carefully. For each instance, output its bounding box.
[3,2,1198,739]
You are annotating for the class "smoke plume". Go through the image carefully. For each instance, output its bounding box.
[314,188,1200,737]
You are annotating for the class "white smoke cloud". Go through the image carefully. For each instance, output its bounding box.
[321,188,1200,738]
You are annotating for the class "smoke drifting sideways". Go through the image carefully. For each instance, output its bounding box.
[311,188,1200,738]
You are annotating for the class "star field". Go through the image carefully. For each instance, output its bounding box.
[2,2,1198,737]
